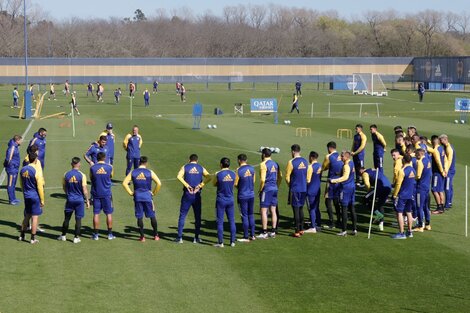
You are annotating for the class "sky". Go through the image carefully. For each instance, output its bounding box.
[33,0,469,21]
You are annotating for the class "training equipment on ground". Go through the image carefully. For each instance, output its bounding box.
[295,127,312,137]
[455,120,459,124]
[213,125,217,129]
[455,98,469,124]
[234,103,243,115]
[328,102,381,118]
[336,128,353,139]
[207,125,212,129]
[192,102,203,129]
[352,73,388,96]
[39,112,66,120]
[367,169,380,239]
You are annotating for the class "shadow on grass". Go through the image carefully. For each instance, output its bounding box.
[50,193,67,199]
[0,219,21,240]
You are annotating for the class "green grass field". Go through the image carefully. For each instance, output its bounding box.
[1,84,470,313]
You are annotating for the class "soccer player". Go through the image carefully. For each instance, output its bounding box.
[129,81,136,98]
[330,151,357,237]
[289,93,299,114]
[27,127,47,170]
[123,125,143,175]
[440,134,455,209]
[418,83,425,102]
[99,123,115,165]
[70,91,80,116]
[3,135,23,205]
[153,80,158,94]
[413,149,432,232]
[395,134,406,155]
[143,88,150,107]
[407,126,417,140]
[90,152,115,240]
[87,82,94,97]
[257,148,282,239]
[360,167,392,231]
[234,154,256,242]
[351,124,367,185]
[18,153,45,244]
[430,135,446,214]
[175,154,211,243]
[58,157,90,243]
[123,156,162,242]
[306,151,322,233]
[97,83,104,102]
[64,80,70,96]
[84,136,109,166]
[114,88,122,104]
[48,83,56,100]
[180,84,186,102]
[390,149,403,187]
[176,81,181,95]
[12,87,19,108]
[295,80,302,96]
[285,144,308,237]
[322,141,343,229]
[391,154,416,239]
[213,157,237,248]
[370,124,386,172]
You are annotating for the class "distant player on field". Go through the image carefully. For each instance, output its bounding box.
[48,83,56,100]
[180,84,186,102]
[114,88,122,104]
[12,87,19,108]
[123,156,162,242]
[70,91,80,116]
[153,80,158,94]
[87,82,94,97]
[57,157,90,244]
[143,89,150,107]
[295,80,302,96]
[129,81,136,98]
[418,83,425,102]
[234,154,256,242]
[289,93,299,114]
[64,80,70,96]
[213,157,237,248]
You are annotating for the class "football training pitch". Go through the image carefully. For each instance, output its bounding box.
[0,84,469,313]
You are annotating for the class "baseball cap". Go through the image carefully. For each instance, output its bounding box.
[106,123,113,129]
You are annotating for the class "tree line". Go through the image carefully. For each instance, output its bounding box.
[0,1,469,58]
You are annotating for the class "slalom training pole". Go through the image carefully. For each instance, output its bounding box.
[466,165,468,237]
[130,96,133,120]
[71,103,75,138]
[311,102,314,118]
[367,170,380,239]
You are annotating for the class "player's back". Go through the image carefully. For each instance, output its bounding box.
[90,162,112,198]
[64,169,85,202]
[216,169,236,201]
[132,167,153,202]
[237,164,255,200]
[21,165,40,199]
[261,159,279,192]
[288,157,308,193]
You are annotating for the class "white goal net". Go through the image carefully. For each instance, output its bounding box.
[352,73,388,97]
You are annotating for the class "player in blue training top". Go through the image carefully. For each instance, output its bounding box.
[123,125,143,175]
[27,127,47,170]
[123,156,162,242]
[295,80,302,96]
[285,144,308,237]
[351,124,367,185]
[12,87,19,108]
[321,141,343,229]
[175,154,211,243]
[360,167,392,232]
[391,154,416,239]
[413,149,432,232]
[143,89,150,107]
[257,148,282,239]
[213,157,237,248]
[90,152,115,240]
[370,124,386,173]
[289,93,299,113]
[330,151,357,237]
[87,82,93,97]
[153,80,158,94]
[84,136,109,165]
[99,123,115,165]
[440,134,455,210]
[234,154,256,242]
[306,151,322,233]
[57,157,90,244]
[18,153,45,244]
[3,135,23,205]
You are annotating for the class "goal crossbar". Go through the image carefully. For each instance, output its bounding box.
[328,102,382,118]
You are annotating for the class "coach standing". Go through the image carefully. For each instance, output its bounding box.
[123,125,142,176]
[235,154,256,242]
[100,123,115,165]
[27,128,47,170]
[3,135,23,205]
[351,124,366,185]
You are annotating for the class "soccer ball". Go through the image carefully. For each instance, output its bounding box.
[461,120,466,124]
[213,124,217,129]
[259,146,265,152]
[269,147,275,152]
[284,120,289,125]
[454,120,459,124]
[208,125,213,129]
[287,120,291,125]
[274,147,280,154]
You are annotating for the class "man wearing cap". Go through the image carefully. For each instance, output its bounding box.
[100,123,115,165]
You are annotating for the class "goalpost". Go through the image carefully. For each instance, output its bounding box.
[328,102,381,118]
[352,73,388,97]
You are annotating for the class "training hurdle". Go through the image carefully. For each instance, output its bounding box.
[39,112,66,120]
[234,103,243,115]
[296,127,312,137]
[336,128,352,139]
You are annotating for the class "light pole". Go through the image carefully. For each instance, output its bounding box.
[23,0,32,119]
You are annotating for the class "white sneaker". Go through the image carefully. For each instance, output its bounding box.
[268,232,276,238]
[73,237,81,244]
[57,235,66,241]
[193,238,202,244]
[18,236,25,241]
[249,236,256,241]
[30,239,39,244]
[237,238,250,242]
[213,243,224,248]
[256,233,269,239]
[107,234,116,240]
[351,230,358,236]
[230,242,236,247]
[337,231,347,237]
[304,228,317,234]
[379,222,384,231]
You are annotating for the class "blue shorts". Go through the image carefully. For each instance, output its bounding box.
[394,197,414,213]
[135,201,155,219]
[93,197,114,215]
[327,182,340,199]
[65,200,85,219]
[431,173,444,193]
[290,191,306,207]
[260,190,278,208]
[339,187,355,206]
[24,197,42,216]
